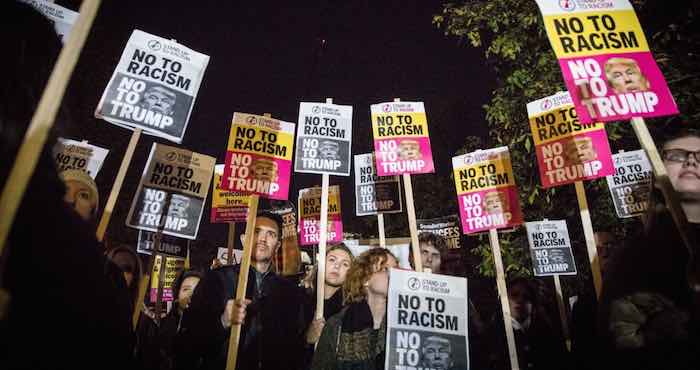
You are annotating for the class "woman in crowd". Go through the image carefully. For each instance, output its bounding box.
[598,129,700,370]
[311,248,397,370]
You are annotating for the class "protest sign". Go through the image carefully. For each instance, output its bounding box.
[417,215,462,249]
[298,186,343,246]
[217,247,243,265]
[386,269,469,370]
[354,153,403,216]
[534,0,678,123]
[606,150,653,218]
[222,112,294,200]
[126,143,215,239]
[211,164,249,223]
[150,254,185,302]
[53,138,109,178]
[269,202,301,275]
[19,0,78,44]
[452,147,523,234]
[95,29,209,143]
[137,230,189,259]
[295,102,353,176]
[527,91,614,188]
[371,101,434,176]
[525,220,577,276]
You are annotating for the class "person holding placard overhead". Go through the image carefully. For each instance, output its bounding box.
[598,129,700,370]
[175,211,307,370]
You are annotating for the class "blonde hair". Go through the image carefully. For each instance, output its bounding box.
[604,57,650,89]
[343,248,396,304]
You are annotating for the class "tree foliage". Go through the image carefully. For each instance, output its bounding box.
[434,0,700,291]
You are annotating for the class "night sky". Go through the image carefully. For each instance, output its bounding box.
[54,0,495,259]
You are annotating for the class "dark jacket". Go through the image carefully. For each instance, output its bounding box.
[176,265,307,370]
[597,209,700,370]
[302,288,345,369]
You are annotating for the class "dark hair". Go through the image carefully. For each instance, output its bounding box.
[106,246,143,303]
[408,232,448,272]
[172,268,204,301]
[507,277,538,304]
[257,210,284,238]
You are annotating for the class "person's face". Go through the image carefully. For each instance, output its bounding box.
[252,217,281,263]
[594,231,614,275]
[420,243,442,273]
[178,276,200,310]
[319,141,340,160]
[169,195,190,218]
[422,340,453,370]
[366,255,398,298]
[607,63,647,94]
[63,180,96,221]
[508,283,533,323]
[253,160,278,182]
[142,88,175,115]
[565,137,596,163]
[484,193,506,214]
[325,249,352,287]
[398,141,421,160]
[663,136,700,195]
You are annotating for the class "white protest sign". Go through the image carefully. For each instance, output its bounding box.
[606,150,653,218]
[386,269,469,370]
[95,29,210,143]
[126,143,215,239]
[53,138,109,179]
[353,153,403,216]
[19,0,78,44]
[137,230,189,259]
[525,220,577,276]
[295,102,353,176]
[217,247,243,265]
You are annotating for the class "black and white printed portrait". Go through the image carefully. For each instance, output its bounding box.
[168,194,191,218]
[421,335,455,370]
[318,140,341,160]
[138,85,177,116]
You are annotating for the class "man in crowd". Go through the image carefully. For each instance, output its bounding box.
[176,211,307,370]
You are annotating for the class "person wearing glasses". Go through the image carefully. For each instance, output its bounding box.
[596,130,700,370]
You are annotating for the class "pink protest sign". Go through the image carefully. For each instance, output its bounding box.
[222,113,294,200]
[452,147,523,234]
[298,186,343,246]
[370,101,435,176]
[535,0,678,123]
[527,92,615,188]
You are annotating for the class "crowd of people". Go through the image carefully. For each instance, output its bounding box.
[1,2,699,370]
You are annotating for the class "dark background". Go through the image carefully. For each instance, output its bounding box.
[49,0,494,272]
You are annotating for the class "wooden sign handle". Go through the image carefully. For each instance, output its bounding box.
[377,214,386,248]
[96,128,142,242]
[553,275,571,351]
[574,181,602,299]
[0,0,101,255]
[227,222,236,265]
[489,229,520,370]
[226,194,260,370]
[315,173,330,319]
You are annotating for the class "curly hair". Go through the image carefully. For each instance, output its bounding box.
[343,248,396,304]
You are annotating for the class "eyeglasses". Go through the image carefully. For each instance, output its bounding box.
[662,149,700,163]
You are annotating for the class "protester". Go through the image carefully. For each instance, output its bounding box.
[176,211,308,370]
[598,130,700,370]
[0,3,132,368]
[311,248,397,370]
[485,277,569,370]
[59,168,100,222]
[106,245,144,307]
[136,269,203,370]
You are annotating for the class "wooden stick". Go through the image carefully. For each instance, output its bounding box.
[0,0,101,256]
[132,261,151,330]
[403,173,422,272]
[489,229,520,370]
[154,253,167,325]
[96,128,142,242]
[377,214,386,248]
[227,222,236,265]
[225,195,260,370]
[574,181,602,299]
[553,275,571,351]
[316,173,330,319]
[184,241,191,270]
